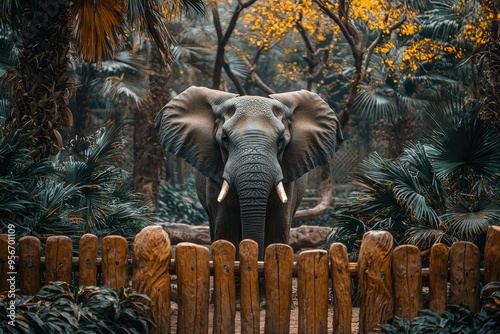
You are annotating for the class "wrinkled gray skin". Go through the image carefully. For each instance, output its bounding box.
[155,86,343,259]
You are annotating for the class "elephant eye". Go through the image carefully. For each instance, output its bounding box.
[221,134,230,148]
[277,136,285,148]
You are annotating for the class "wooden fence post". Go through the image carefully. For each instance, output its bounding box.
[132,226,172,334]
[330,242,352,334]
[0,234,9,293]
[297,250,329,334]
[212,240,236,334]
[176,242,210,334]
[19,236,41,295]
[429,243,449,314]
[101,235,128,289]
[358,231,394,334]
[264,243,294,334]
[79,234,98,286]
[45,235,72,284]
[484,226,500,285]
[449,241,480,313]
[239,239,260,334]
[392,245,422,320]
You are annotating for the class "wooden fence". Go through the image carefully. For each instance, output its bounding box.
[1,225,500,334]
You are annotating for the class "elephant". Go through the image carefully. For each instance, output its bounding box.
[155,86,343,259]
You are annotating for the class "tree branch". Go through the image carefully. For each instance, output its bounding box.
[222,60,247,95]
[294,162,334,220]
[363,12,406,72]
[212,0,257,89]
[243,57,277,94]
[314,0,358,54]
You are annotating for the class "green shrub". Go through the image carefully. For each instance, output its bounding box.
[326,93,500,254]
[157,177,208,225]
[0,281,154,334]
[0,122,153,242]
[381,282,500,334]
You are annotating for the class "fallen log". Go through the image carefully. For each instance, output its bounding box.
[158,223,331,252]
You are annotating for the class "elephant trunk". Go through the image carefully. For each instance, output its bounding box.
[239,199,268,260]
[233,160,276,260]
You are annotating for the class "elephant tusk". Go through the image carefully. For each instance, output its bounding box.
[276,182,288,204]
[217,180,230,203]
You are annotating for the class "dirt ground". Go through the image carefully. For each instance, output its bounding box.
[169,278,360,333]
[170,304,360,333]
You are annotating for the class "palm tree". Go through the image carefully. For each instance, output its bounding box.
[0,26,17,124]
[326,91,500,254]
[132,44,171,204]
[475,0,500,133]
[71,45,149,135]
[0,121,153,243]
[0,0,203,162]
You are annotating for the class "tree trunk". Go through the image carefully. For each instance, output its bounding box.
[7,0,73,161]
[72,63,94,137]
[294,162,333,221]
[132,45,170,204]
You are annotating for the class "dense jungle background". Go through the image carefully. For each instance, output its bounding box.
[1,0,500,331]
[2,0,500,258]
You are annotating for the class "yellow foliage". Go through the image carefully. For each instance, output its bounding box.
[239,0,494,84]
[242,0,335,50]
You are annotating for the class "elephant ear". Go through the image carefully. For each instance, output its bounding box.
[155,86,238,182]
[270,90,343,182]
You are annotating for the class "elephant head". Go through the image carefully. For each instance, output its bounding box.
[155,86,343,257]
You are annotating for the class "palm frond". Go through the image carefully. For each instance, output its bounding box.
[419,0,463,40]
[60,158,94,185]
[443,196,500,240]
[347,153,408,221]
[98,74,148,106]
[389,165,441,226]
[85,121,125,167]
[171,44,216,73]
[0,126,55,226]
[0,0,22,28]
[403,225,453,249]
[401,142,447,211]
[427,99,500,193]
[324,214,368,254]
[72,0,125,64]
[140,0,174,64]
[401,75,458,100]
[166,0,205,15]
[90,50,149,107]
[99,50,147,74]
[352,86,398,121]
[0,99,8,124]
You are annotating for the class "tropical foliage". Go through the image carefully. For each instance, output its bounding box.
[157,177,209,225]
[381,282,500,334]
[326,91,500,253]
[0,281,153,334]
[474,0,500,133]
[0,0,203,161]
[0,121,152,242]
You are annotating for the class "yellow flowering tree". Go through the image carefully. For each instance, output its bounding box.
[239,0,496,126]
[241,0,415,124]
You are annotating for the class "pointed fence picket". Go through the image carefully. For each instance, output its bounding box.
[1,225,500,334]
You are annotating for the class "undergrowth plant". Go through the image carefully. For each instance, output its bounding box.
[0,122,153,245]
[0,281,153,334]
[326,92,500,254]
[381,282,500,334]
[157,177,208,225]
